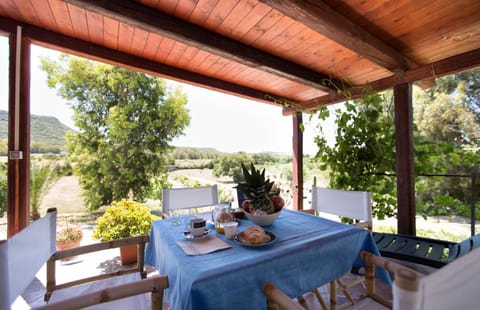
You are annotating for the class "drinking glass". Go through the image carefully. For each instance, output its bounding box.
[169,210,181,225]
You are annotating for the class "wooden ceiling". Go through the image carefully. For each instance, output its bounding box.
[1,0,480,113]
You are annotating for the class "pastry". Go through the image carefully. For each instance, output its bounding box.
[241,225,268,245]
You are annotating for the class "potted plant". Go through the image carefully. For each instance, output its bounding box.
[56,226,83,250]
[92,199,153,265]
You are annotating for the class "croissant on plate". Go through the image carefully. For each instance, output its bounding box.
[242,225,267,244]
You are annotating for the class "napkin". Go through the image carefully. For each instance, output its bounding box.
[177,235,232,255]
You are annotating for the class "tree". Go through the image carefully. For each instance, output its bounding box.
[414,73,480,217]
[41,55,190,209]
[213,152,253,183]
[314,91,399,219]
[314,70,480,220]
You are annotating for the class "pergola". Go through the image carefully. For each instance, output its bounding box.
[1,0,479,237]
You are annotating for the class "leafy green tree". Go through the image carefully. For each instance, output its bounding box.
[213,152,253,183]
[314,92,399,219]
[315,70,479,220]
[41,55,190,209]
[414,73,480,217]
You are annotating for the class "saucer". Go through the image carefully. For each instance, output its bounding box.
[183,229,211,240]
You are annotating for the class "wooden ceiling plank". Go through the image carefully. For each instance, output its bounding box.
[48,0,75,37]
[118,22,135,54]
[155,36,177,64]
[215,0,257,37]
[103,16,119,50]
[165,41,187,66]
[290,48,480,113]
[188,0,220,26]
[131,28,149,57]
[61,0,341,92]
[240,8,283,45]
[260,0,417,72]
[30,0,56,30]
[175,46,201,68]
[85,10,104,45]
[202,0,237,30]
[67,4,89,41]
[173,0,196,20]
[11,16,294,107]
[13,0,37,26]
[232,2,271,41]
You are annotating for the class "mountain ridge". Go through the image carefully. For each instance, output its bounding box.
[0,110,74,150]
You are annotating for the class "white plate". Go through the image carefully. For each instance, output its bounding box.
[233,231,276,247]
[183,229,211,240]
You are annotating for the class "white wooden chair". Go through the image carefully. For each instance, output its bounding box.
[301,186,373,309]
[311,186,373,232]
[357,246,480,309]
[0,208,168,310]
[162,185,218,218]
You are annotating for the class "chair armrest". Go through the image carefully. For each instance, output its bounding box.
[34,275,168,310]
[263,282,303,310]
[360,251,423,308]
[46,235,150,301]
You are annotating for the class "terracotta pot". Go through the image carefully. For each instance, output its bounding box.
[56,238,82,251]
[120,244,138,265]
[56,238,82,261]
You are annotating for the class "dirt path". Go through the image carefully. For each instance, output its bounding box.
[40,175,86,215]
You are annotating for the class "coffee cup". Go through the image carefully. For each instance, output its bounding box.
[189,218,207,237]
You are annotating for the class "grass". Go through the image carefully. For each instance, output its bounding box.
[374,225,469,242]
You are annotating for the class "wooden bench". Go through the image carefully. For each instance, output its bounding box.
[373,231,480,272]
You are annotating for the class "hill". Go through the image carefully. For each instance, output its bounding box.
[0,110,75,152]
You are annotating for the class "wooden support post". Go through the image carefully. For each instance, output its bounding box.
[292,112,303,211]
[394,83,415,235]
[7,27,31,237]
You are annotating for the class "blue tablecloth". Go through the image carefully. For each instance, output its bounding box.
[145,209,389,310]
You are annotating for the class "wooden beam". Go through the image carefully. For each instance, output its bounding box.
[261,0,416,72]
[292,112,303,211]
[61,0,342,92]
[7,27,31,237]
[286,48,480,113]
[394,83,415,236]
[0,16,299,108]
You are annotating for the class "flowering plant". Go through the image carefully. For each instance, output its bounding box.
[56,227,83,242]
[93,199,153,242]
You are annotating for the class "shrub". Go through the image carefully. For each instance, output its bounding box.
[92,199,153,241]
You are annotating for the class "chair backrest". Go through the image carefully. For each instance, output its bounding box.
[393,246,480,310]
[162,185,218,215]
[311,186,372,224]
[0,209,57,309]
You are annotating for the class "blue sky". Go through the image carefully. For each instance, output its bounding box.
[1,38,334,155]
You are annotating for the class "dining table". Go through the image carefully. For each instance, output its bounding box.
[144,209,390,310]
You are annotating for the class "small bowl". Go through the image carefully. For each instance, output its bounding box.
[245,210,281,226]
